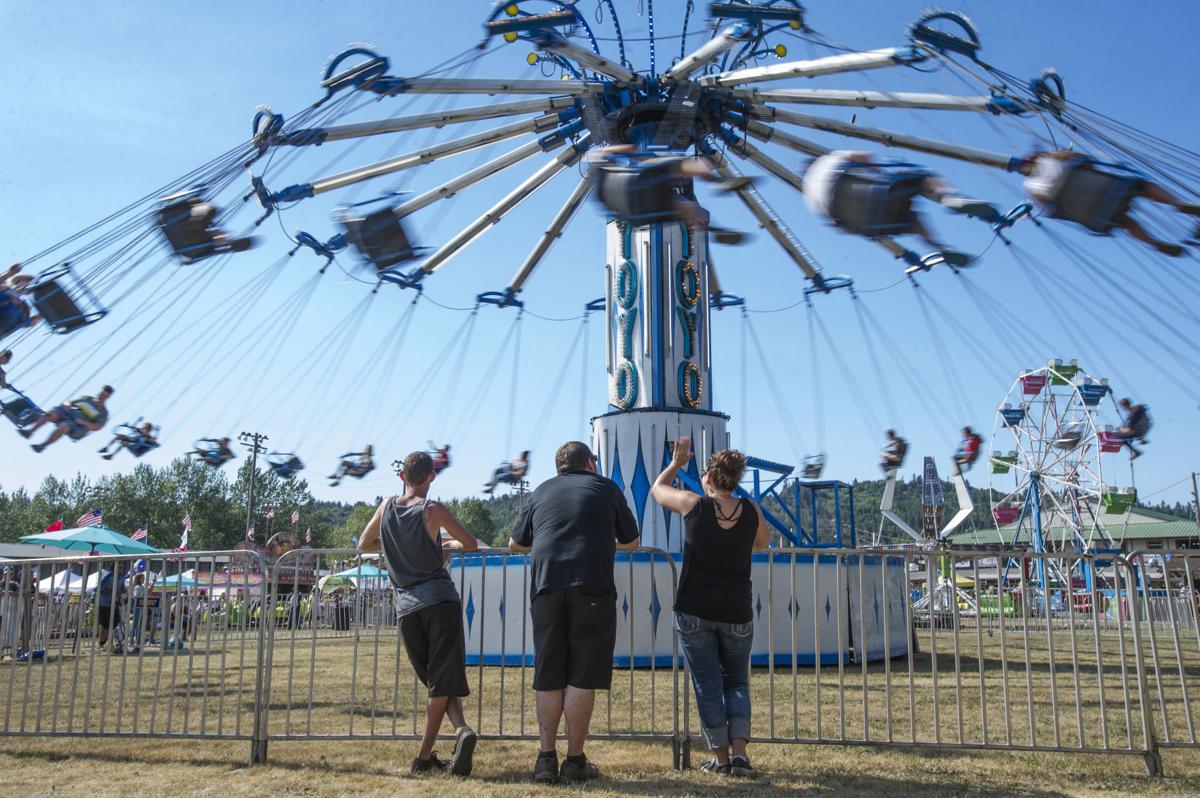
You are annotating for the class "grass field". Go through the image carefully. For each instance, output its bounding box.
[2,614,1199,796]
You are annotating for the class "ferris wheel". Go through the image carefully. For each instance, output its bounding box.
[988,358,1136,559]
[3,1,1199,499]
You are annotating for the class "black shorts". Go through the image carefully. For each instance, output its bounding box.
[97,605,121,630]
[399,601,469,698]
[531,586,617,691]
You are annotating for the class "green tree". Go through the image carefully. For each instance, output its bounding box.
[331,502,377,549]
[444,497,497,545]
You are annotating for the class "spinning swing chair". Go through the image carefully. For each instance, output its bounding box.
[157,189,257,264]
[192,437,236,468]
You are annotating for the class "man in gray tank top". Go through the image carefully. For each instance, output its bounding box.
[358,450,481,776]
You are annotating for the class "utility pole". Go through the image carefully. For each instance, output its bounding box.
[1191,472,1200,532]
[239,432,269,543]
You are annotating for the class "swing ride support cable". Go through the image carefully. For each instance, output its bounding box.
[919,283,1009,387]
[1111,236,1200,326]
[434,309,481,443]
[703,142,825,282]
[701,47,923,88]
[419,136,592,275]
[503,314,525,459]
[731,87,1029,113]
[357,296,422,441]
[805,303,827,455]
[850,294,902,429]
[507,174,594,293]
[810,303,882,442]
[297,113,571,198]
[762,107,1017,170]
[395,125,582,218]
[377,77,604,95]
[278,96,578,146]
[743,313,809,459]
[663,21,754,82]
[951,271,1040,368]
[531,30,643,85]
[445,315,523,445]
[909,279,972,423]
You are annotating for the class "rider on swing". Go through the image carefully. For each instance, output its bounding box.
[482,450,530,494]
[879,429,908,473]
[1116,398,1151,460]
[429,442,451,475]
[329,445,374,486]
[952,426,984,473]
[189,437,235,467]
[20,385,113,453]
[802,150,998,267]
[0,265,41,341]
[1018,150,1200,257]
[98,421,159,461]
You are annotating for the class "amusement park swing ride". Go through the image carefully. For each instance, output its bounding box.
[4,2,1200,661]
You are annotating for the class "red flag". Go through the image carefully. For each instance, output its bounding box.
[44,519,64,532]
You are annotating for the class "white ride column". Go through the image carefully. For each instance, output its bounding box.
[592,218,728,553]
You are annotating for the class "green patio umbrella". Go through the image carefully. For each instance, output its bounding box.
[21,525,161,555]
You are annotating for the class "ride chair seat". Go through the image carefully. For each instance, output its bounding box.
[1,393,42,427]
[1047,166,1142,235]
[830,167,928,237]
[595,161,692,227]
[339,206,421,270]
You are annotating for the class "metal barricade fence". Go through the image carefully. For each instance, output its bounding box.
[2,545,1193,775]
[254,547,680,763]
[1127,549,1200,752]
[0,550,269,744]
[679,548,1164,774]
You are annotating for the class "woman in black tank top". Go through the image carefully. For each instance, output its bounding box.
[652,437,770,777]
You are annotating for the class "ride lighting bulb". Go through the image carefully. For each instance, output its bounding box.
[774,44,788,58]
[527,52,539,65]
[789,20,801,30]
[506,4,519,16]
[504,32,518,43]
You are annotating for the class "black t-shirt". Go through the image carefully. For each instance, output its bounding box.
[674,498,758,625]
[511,470,639,599]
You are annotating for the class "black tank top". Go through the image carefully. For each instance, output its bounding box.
[674,497,757,625]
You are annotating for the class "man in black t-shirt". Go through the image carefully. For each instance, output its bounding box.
[509,441,639,784]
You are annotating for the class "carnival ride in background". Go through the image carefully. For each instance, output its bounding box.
[2,2,1199,577]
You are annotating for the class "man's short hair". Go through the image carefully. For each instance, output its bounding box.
[101,385,114,395]
[402,451,434,485]
[555,441,594,474]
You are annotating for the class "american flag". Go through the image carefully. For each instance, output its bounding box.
[304,527,311,545]
[266,507,276,520]
[179,514,191,552]
[76,508,103,527]
[246,525,255,542]
[291,510,300,525]
[131,524,148,542]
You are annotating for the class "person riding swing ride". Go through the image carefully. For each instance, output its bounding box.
[329,444,375,486]
[429,442,452,475]
[801,150,1001,270]
[157,190,258,264]
[268,452,305,480]
[951,426,984,474]
[879,429,909,473]
[98,420,161,461]
[19,385,114,453]
[482,450,531,495]
[188,436,236,467]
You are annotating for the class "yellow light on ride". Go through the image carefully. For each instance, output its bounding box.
[505,4,519,16]
[504,32,518,43]
[527,52,538,65]
[774,43,788,58]
[789,20,801,30]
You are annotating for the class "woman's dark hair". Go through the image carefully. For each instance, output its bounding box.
[705,449,746,492]
[402,451,434,485]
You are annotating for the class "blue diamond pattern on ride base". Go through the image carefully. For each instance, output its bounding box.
[755,594,763,620]
[630,434,651,528]
[787,597,795,618]
[873,586,880,625]
[498,594,505,621]
[825,595,832,620]
[685,428,701,484]
[465,587,476,635]
[649,585,662,630]
[622,594,629,620]
[609,437,625,494]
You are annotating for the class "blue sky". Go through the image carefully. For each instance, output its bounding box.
[2,1,1199,509]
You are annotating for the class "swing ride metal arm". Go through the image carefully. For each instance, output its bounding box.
[762,107,1019,170]
[662,22,754,82]
[879,468,922,543]
[701,47,924,88]
[732,88,1028,115]
[418,135,592,275]
[374,77,605,95]
[702,142,827,288]
[276,96,580,147]
[506,173,595,293]
[530,30,643,85]
[939,468,976,539]
[396,119,584,217]
[280,113,571,200]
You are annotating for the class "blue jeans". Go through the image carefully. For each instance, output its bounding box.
[674,611,753,750]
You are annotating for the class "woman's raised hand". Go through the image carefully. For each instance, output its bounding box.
[671,436,692,467]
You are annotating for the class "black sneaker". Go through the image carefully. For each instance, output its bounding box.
[450,727,477,777]
[699,759,731,776]
[17,428,32,439]
[411,752,449,775]
[730,755,756,777]
[532,751,559,784]
[560,754,600,782]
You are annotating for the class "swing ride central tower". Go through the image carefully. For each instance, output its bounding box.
[593,217,728,553]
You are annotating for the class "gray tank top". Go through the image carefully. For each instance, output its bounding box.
[379,498,460,617]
